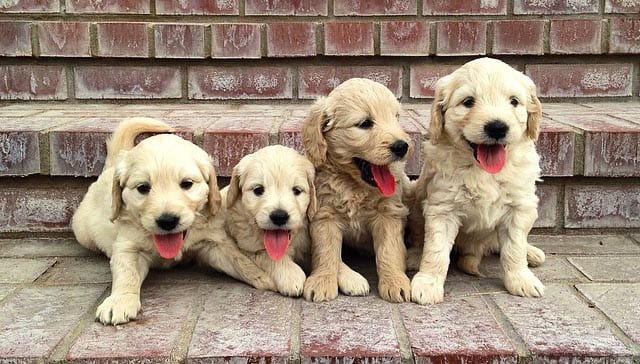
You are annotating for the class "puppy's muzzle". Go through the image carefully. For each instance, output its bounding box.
[269,209,290,227]
[156,213,180,231]
[390,140,409,159]
[484,120,509,141]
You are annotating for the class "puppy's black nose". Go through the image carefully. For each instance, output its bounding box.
[390,140,409,158]
[484,120,509,140]
[156,213,180,231]
[269,209,289,226]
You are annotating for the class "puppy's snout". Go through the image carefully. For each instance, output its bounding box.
[484,120,509,140]
[156,213,180,231]
[269,209,289,227]
[390,140,409,158]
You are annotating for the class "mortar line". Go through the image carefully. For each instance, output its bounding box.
[169,285,209,363]
[390,304,415,364]
[289,299,302,364]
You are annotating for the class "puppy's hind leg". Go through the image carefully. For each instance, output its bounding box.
[455,232,491,278]
[527,243,545,267]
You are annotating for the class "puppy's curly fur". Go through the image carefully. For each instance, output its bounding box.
[302,78,414,303]
[406,58,546,305]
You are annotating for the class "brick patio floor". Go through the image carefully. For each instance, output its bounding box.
[1,235,639,363]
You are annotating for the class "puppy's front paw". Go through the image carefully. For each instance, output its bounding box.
[274,264,306,297]
[526,245,546,267]
[379,273,411,303]
[303,273,338,302]
[250,273,277,292]
[410,272,444,305]
[338,266,370,296]
[96,293,141,325]
[504,269,544,298]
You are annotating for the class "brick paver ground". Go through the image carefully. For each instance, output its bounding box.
[1,235,639,363]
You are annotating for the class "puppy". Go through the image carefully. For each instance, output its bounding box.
[72,117,274,325]
[301,78,414,303]
[407,58,546,305]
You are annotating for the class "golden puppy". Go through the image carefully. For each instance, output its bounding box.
[72,117,274,325]
[407,58,546,304]
[301,78,414,303]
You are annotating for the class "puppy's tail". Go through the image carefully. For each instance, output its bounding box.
[105,117,173,168]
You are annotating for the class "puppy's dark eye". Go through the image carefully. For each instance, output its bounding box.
[510,97,519,107]
[180,180,193,190]
[462,97,475,108]
[357,119,374,129]
[293,187,303,196]
[136,183,150,195]
[253,185,264,196]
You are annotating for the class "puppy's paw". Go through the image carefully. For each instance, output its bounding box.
[504,269,544,298]
[379,274,411,303]
[303,273,338,302]
[457,254,485,277]
[337,266,370,296]
[95,293,141,325]
[526,245,546,267]
[250,273,277,292]
[274,264,306,297]
[410,272,444,305]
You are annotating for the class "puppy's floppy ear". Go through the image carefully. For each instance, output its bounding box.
[523,74,542,141]
[207,163,222,216]
[110,168,124,222]
[429,75,451,144]
[306,168,317,220]
[226,164,242,208]
[302,97,332,168]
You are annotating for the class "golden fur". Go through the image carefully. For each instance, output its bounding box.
[72,117,274,325]
[407,58,546,304]
[301,78,414,303]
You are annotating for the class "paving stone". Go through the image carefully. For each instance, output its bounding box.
[41,257,111,284]
[145,265,231,285]
[0,238,96,257]
[576,283,640,345]
[0,285,16,301]
[479,255,586,282]
[0,258,56,283]
[68,284,200,362]
[0,285,106,361]
[188,283,293,363]
[568,257,640,282]
[529,235,640,255]
[300,295,400,363]
[399,281,517,364]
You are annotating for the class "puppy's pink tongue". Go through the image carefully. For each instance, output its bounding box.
[264,230,289,260]
[477,144,507,174]
[153,232,183,259]
[371,164,395,196]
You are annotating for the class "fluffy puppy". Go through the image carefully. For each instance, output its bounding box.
[302,78,414,303]
[407,58,546,305]
[72,117,274,325]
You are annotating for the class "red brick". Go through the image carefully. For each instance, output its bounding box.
[211,23,261,59]
[203,117,275,176]
[0,117,63,176]
[0,0,57,12]
[246,0,327,15]
[605,0,640,12]
[0,187,84,232]
[424,0,506,14]
[278,113,306,153]
[0,65,67,100]
[300,296,400,362]
[334,0,417,15]
[493,20,545,55]
[565,184,640,228]
[299,66,402,99]
[96,22,148,57]
[380,21,430,56]
[75,66,181,99]
[538,118,576,176]
[189,285,293,362]
[535,184,559,228]
[65,0,149,13]
[514,0,599,14]
[0,22,32,56]
[156,0,238,14]
[267,22,316,57]
[436,21,487,56]
[401,282,517,363]
[69,285,200,362]
[324,22,374,56]
[609,18,640,54]
[189,67,292,100]
[409,64,459,98]
[154,23,205,58]
[526,64,633,97]
[38,22,90,57]
[550,19,602,54]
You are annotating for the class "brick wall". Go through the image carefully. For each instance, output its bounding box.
[1,0,639,102]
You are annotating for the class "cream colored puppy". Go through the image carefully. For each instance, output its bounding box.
[72,117,274,325]
[302,78,414,303]
[407,58,546,305]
